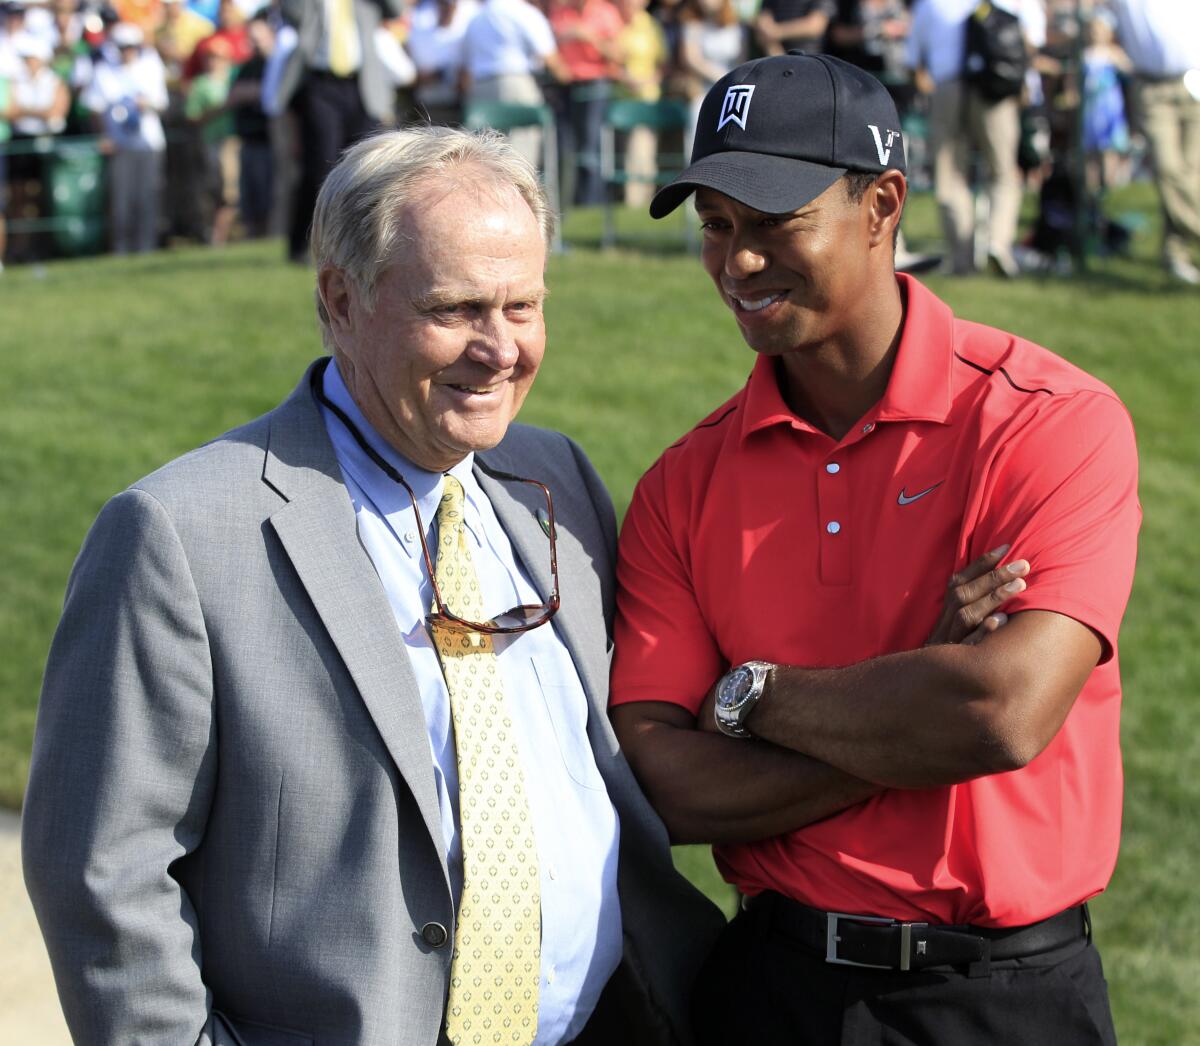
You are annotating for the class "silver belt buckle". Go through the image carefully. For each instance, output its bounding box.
[826,912,924,970]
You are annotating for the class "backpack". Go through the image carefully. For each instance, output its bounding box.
[963,1,1028,102]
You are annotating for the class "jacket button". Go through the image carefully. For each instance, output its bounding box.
[421,922,449,948]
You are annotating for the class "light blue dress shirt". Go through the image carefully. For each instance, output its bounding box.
[319,362,622,1046]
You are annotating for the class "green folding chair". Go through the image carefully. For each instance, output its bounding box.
[600,98,693,250]
[462,101,562,253]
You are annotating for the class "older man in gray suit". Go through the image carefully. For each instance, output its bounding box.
[23,126,724,1046]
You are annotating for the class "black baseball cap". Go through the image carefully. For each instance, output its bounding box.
[650,52,907,219]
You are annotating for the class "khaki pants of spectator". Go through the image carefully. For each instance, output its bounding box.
[929,78,1021,272]
[1132,76,1200,268]
[469,74,544,173]
[624,125,658,207]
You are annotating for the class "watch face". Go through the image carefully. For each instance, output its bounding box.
[721,666,754,708]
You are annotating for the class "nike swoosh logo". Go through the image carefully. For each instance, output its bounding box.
[897,482,943,506]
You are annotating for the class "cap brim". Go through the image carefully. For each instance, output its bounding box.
[650,152,847,219]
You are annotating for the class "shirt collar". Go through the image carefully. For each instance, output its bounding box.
[739,273,956,443]
[321,359,478,535]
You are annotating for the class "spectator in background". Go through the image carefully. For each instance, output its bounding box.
[13,0,56,45]
[84,21,168,253]
[828,0,910,94]
[0,62,11,272]
[228,10,273,237]
[274,0,403,263]
[185,32,237,243]
[155,0,213,70]
[259,9,298,237]
[827,1,941,274]
[156,0,213,243]
[9,33,69,139]
[406,0,478,126]
[1081,7,1130,191]
[754,0,833,57]
[1109,0,1200,286]
[115,0,165,36]
[614,0,667,207]
[373,11,417,91]
[549,0,622,205]
[49,0,95,134]
[185,0,251,80]
[6,33,69,257]
[462,0,569,170]
[0,2,29,75]
[678,0,744,146]
[906,0,1045,277]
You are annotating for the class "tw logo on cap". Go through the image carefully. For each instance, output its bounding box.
[717,85,755,131]
[868,125,901,166]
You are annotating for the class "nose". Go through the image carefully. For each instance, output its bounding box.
[724,232,767,280]
[468,311,522,371]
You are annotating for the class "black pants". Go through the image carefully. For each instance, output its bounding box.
[693,902,1118,1045]
[287,71,377,260]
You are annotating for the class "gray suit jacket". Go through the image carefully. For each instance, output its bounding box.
[23,362,724,1046]
[277,0,403,122]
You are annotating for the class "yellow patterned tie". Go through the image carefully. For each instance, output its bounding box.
[432,476,541,1046]
[327,0,357,76]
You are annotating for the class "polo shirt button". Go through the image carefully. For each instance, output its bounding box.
[826,521,842,535]
[403,531,417,543]
[825,462,841,474]
[862,422,875,434]
[421,922,449,948]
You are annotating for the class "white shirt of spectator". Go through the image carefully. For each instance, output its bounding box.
[905,0,1045,87]
[375,24,417,86]
[83,46,169,152]
[408,0,479,105]
[12,64,67,135]
[463,0,556,80]
[1109,0,1200,79]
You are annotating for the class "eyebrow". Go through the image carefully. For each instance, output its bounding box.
[413,287,548,310]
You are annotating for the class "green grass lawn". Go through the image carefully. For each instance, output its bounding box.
[2,185,1197,1041]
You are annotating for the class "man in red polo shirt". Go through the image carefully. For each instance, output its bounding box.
[610,53,1139,1044]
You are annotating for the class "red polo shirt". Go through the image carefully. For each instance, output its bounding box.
[610,275,1140,928]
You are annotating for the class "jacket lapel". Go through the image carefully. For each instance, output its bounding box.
[263,369,450,895]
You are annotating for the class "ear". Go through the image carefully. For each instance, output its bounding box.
[867,170,907,250]
[317,265,357,346]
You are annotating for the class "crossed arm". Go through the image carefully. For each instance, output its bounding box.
[611,552,1101,845]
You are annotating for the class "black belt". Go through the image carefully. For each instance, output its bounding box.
[745,892,1088,972]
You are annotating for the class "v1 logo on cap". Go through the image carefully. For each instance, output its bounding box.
[868,125,901,166]
[718,84,756,131]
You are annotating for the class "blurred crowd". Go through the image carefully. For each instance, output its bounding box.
[0,0,1196,282]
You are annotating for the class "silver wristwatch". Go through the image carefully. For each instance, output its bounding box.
[714,661,774,738]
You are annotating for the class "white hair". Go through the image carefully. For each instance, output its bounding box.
[310,126,556,345]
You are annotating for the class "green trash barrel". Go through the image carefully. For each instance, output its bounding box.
[49,139,106,257]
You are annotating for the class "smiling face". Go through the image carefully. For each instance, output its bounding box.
[696,180,876,357]
[321,172,548,474]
